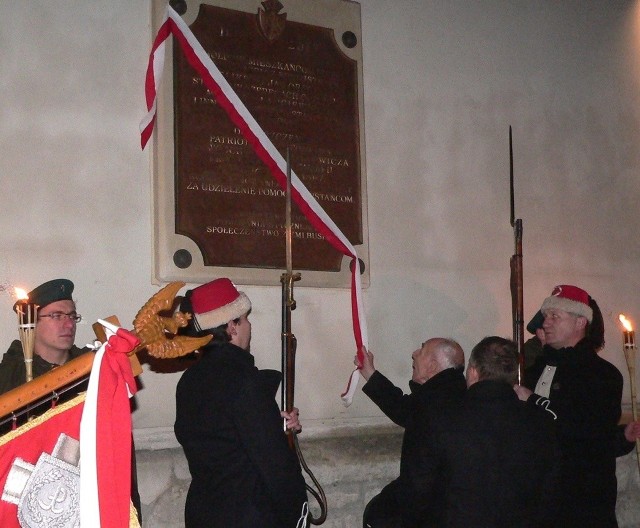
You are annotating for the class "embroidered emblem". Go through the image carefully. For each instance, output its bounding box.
[257,0,287,42]
[2,434,80,528]
[534,397,558,420]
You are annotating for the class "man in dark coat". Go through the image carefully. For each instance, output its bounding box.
[174,278,308,528]
[516,285,640,528]
[358,338,467,528]
[0,278,87,395]
[409,336,560,528]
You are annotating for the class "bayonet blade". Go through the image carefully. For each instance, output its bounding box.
[285,148,293,275]
[509,126,515,227]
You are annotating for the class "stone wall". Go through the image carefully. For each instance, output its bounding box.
[135,425,640,527]
[616,449,640,528]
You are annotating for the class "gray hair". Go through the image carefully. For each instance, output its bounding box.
[431,338,465,370]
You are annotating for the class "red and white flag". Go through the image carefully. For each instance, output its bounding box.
[81,320,140,527]
[140,4,369,405]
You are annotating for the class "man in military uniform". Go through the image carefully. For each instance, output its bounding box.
[0,278,88,395]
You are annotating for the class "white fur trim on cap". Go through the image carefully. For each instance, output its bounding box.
[541,296,593,322]
[194,292,251,330]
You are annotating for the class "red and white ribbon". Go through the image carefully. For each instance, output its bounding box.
[80,319,140,527]
[141,5,368,405]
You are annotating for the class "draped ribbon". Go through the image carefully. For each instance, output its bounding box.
[140,4,368,405]
[80,320,140,527]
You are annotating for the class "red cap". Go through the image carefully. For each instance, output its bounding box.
[541,284,593,322]
[191,278,251,330]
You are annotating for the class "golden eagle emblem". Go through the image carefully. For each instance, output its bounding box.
[133,281,211,359]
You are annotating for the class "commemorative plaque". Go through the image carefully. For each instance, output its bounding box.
[150,0,369,287]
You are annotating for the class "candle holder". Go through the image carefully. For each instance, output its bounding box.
[619,314,640,476]
[16,301,38,383]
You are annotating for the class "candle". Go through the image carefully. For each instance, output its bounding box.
[619,313,640,477]
[14,288,37,383]
[620,313,635,348]
[14,287,27,327]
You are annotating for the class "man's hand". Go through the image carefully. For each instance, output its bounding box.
[355,346,376,381]
[281,407,302,434]
[513,384,533,401]
[624,420,640,442]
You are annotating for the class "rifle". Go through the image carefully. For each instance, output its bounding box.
[281,149,327,525]
[281,146,301,446]
[509,126,525,384]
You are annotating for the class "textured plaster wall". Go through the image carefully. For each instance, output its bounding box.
[2,0,640,436]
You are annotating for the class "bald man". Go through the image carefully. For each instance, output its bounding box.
[357,338,466,528]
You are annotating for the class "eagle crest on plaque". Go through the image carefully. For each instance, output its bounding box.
[2,434,80,528]
[257,0,287,42]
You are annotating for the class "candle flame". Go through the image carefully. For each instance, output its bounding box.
[14,288,28,301]
[619,313,634,332]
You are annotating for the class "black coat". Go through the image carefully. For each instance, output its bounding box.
[523,340,624,527]
[408,380,560,528]
[0,339,89,431]
[0,339,88,395]
[363,367,467,527]
[174,342,307,528]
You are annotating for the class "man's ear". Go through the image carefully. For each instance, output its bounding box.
[466,365,479,387]
[226,320,237,336]
[576,316,588,330]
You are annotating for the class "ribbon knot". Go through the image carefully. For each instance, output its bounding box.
[106,328,140,355]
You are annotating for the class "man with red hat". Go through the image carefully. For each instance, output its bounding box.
[515,284,640,527]
[174,278,308,527]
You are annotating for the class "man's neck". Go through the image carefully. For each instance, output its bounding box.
[550,339,582,351]
[35,347,70,366]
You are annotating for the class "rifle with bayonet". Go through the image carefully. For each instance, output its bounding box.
[509,126,525,384]
[281,149,327,525]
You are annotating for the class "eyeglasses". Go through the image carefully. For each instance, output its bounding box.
[38,312,82,323]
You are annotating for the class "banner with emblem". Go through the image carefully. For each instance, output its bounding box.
[0,396,84,527]
[0,320,141,528]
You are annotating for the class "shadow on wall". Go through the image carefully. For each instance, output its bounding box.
[365,275,499,374]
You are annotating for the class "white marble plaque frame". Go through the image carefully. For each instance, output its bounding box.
[149,0,369,288]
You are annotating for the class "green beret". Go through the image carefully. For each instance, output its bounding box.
[13,279,74,311]
[526,310,544,334]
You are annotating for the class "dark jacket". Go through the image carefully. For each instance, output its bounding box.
[363,367,467,527]
[0,339,88,395]
[409,380,560,528]
[174,342,307,528]
[523,339,623,527]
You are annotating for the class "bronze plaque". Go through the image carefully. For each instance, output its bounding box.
[151,0,369,287]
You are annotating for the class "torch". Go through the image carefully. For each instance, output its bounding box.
[619,313,640,474]
[14,288,38,383]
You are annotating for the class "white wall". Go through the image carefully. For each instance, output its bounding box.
[2,0,640,436]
